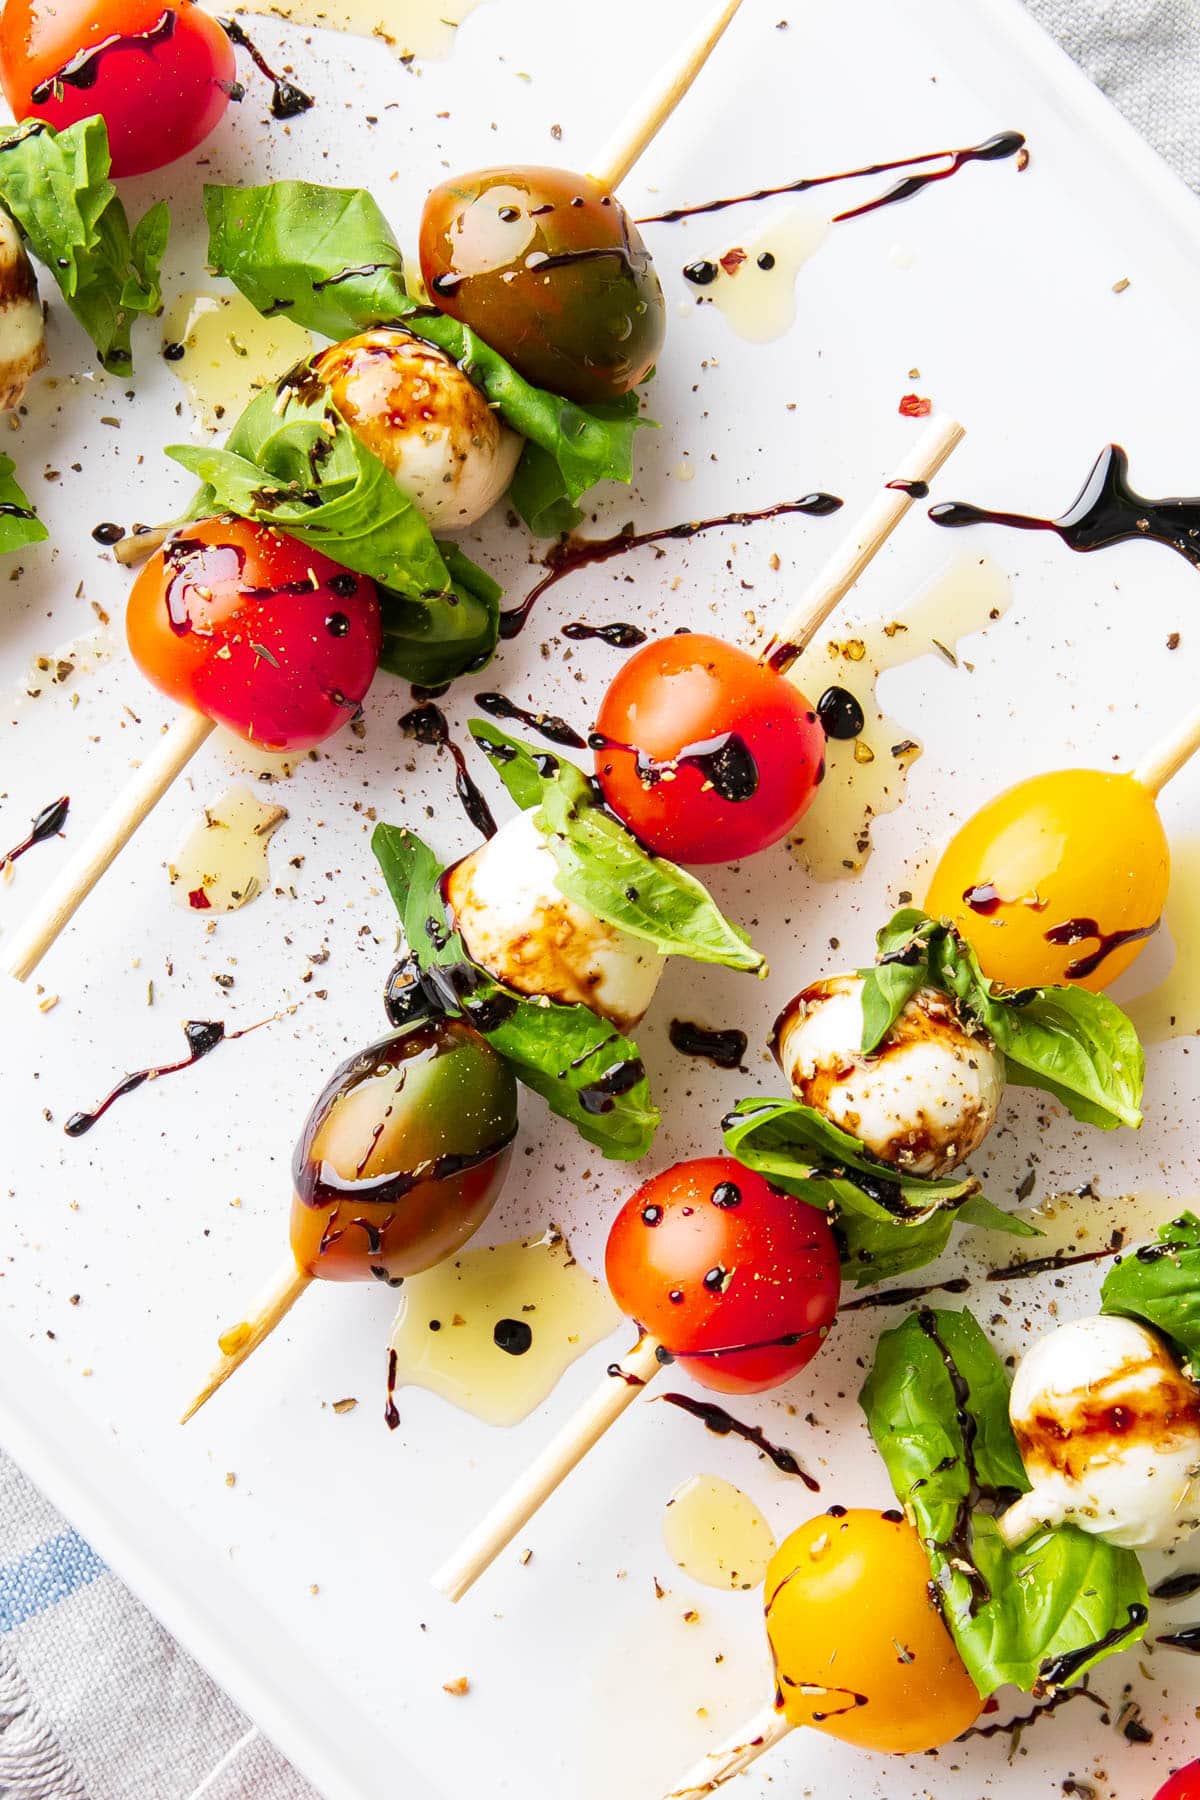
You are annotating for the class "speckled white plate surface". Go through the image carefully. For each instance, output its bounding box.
[4,1,1200,1796]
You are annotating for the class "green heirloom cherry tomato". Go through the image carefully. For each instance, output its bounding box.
[289,1019,519,1283]
[419,165,666,407]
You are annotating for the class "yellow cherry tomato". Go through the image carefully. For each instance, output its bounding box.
[925,769,1169,992]
[764,1509,980,1754]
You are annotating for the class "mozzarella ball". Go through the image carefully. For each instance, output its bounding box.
[314,327,521,530]
[772,973,1004,1177]
[0,214,45,410]
[442,811,663,1032]
[999,1313,1200,1551]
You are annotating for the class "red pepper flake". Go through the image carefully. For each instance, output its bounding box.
[899,393,932,418]
[188,887,212,910]
[719,247,747,276]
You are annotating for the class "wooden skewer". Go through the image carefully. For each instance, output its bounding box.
[1,710,215,983]
[1133,699,1200,797]
[586,0,744,190]
[759,414,966,675]
[431,1332,663,1602]
[180,1260,312,1424]
[5,15,744,987]
[664,1703,790,1798]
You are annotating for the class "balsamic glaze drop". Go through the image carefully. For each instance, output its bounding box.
[91,522,124,545]
[589,729,759,803]
[561,620,648,649]
[2,795,69,868]
[815,685,865,740]
[32,9,178,102]
[493,1318,533,1356]
[667,1018,748,1069]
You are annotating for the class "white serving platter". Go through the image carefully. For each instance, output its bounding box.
[5,1,1200,1795]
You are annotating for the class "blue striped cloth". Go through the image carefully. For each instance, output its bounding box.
[3,5,1198,1796]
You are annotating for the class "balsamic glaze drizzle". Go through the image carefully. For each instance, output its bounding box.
[661,1392,819,1489]
[637,131,1025,225]
[499,495,842,639]
[218,17,315,118]
[399,704,497,840]
[667,1018,748,1069]
[2,795,68,867]
[930,444,1200,572]
[1157,1625,1200,1654]
[385,1347,400,1430]
[1034,1604,1148,1693]
[915,1308,1009,1615]
[985,1232,1125,1283]
[32,9,178,101]
[1042,915,1160,980]
[842,1275,971,1310]
[957,1684,1110,1742]
[473,691,586,750]
[64,1020,231,1136]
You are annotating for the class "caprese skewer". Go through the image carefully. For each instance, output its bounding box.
[0,1,745,985]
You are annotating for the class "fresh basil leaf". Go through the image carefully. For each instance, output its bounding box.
[721,1095,979,1226]
[508,440,584,537]
[865,909,1144,1130]
[860,1307,1148,1694]
[723,1096,1034,1286]
[168,373,502,685]
[836,1208,958,1286]
[858,955,928,1052]
[1101,1212,1200,1370]
[378,548,503,690]
[370,822,659,1160]
[204,179,650,526]
[204,181,409,341]
[998,987,1144,1131]
[471,721,764,974]
[0,118,167,373]
[0,454,46,554]
[954,1192,1042,1237]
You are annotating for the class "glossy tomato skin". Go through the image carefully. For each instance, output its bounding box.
[0,0,236,179]
[419,165,665,407]
[126,518,382,752]
[593,634,827,864]
[290,1021,518,1284]
[1155,1764,1200,1800]
[605,1157,840,1394]
[765,1510,981,1751]
[925,768,1169,992]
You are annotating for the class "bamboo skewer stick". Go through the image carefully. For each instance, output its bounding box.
[7,12,745,988]
[1,710,215,983]
[759,414,966,675]
[181,1261,312,1424]
[175,22,746,1420]
[431,1333,663,1602]
[1133,700,1200,797]
[664,1703,790,1799]
[587,0,744,190]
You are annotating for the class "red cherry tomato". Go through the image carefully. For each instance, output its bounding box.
[592,634,826,864]
[1156,1765,1200,1800]
[126,518,382,752]
[605,1157,840,1394]
[0,0,236,179]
